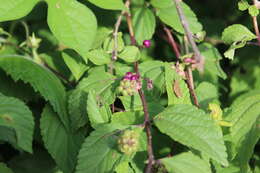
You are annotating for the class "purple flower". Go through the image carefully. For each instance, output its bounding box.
[143,40,151,48]
[130,74,139,81]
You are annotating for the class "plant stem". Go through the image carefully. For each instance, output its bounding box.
[173,0,204,71]
[184,36,199,107]
[252,0,260,45]
[163,25,181,60]
[125,1,154,172]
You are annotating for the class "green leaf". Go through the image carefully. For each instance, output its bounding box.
[238,0,249,11]
[0,0,38,22]
[154,105,228,166]
[0,94,34,153]
[196,82,219,110]
[62,50,89,81]
[86,49,111,65]
[91,27,113,49]
[222,24,256,44]
[0,163,13,173]
[222,24,256,60]
[0,55,69,128]
[199,43,227,79]
[225,91,260,168]
[157,2,203,34]
[151,0,173,8]
[133,8,156,44]
[103,32,125,53]
[40,105,85,173]
[165,63,191,106]
[248,5,259,17]
[47,0,97,58]
[77,71,116,104]
[118,46,141,63]
[115,162,134,173]
[76,124,129,173]
[87,0,126,10]
[87,90,110,128]
[68,89,88,131]
[161,152,211,173]
[111,111,144,125]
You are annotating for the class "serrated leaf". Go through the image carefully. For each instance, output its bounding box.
[248,5,259,17]
[87,90,110,128]
[62,50,88,81]
[133,8,156,44]
[0,55,69,128]
[154,105,228,166]
[68,89,88,131]
[222,24,256,44]
[225,91,260,168]
[118,46,141,63]
[76,124,129,173]
[196,82,219,110]
[0,163,13,173]
[86,49,111,65]
[87,0,126,10]
[161,152,211,173]
[40,105,85,173]
[157,2,203,34]
[77,71,116,104]
[47,0,97,58]
[0,0,38,22]
[0,94,34,153]
[238,0,249,11]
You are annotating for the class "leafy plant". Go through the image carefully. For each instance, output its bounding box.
[0,0,259,173]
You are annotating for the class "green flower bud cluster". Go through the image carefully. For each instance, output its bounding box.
[118,72,142,96]
[117,130,140,155]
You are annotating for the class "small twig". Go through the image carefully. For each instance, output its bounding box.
[183,36,199,107]
[252,0,260,45]
[125,1,154,172]
[173,0,204,71]
[163,25,181,60]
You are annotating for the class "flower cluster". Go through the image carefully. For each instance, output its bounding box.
[118,72,142,96]
[117,130,140,155]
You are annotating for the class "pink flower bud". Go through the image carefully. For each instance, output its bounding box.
[130,74,139,81]
[143,40,151,48]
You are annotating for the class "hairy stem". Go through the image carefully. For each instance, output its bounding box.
[173,0,204,71]
[163,25,181,60]
[125,1,154,172]
[253,0,260,45]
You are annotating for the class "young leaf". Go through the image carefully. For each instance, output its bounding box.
[76,124,129,173]
[0,94,34,153]
[133,8,156,44]
[87,90,110,128]
[248,5,259,17]
[154,105,228,166]
[161,152,211,173]
[0,0,38,22]
[40,105,85,173]
[222,24,256,44]
[62,50,89,81]
[118,46,141,63]
[151,0,173,8]
[238,0,249,11]
[225,91,260,167]
[86,49,111,65]
[46,0,97,58]
[77,71,116,104]
[103,32,125,53]
[87,0,126,10]
[0,55,69,129]
[157,2,203,34]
